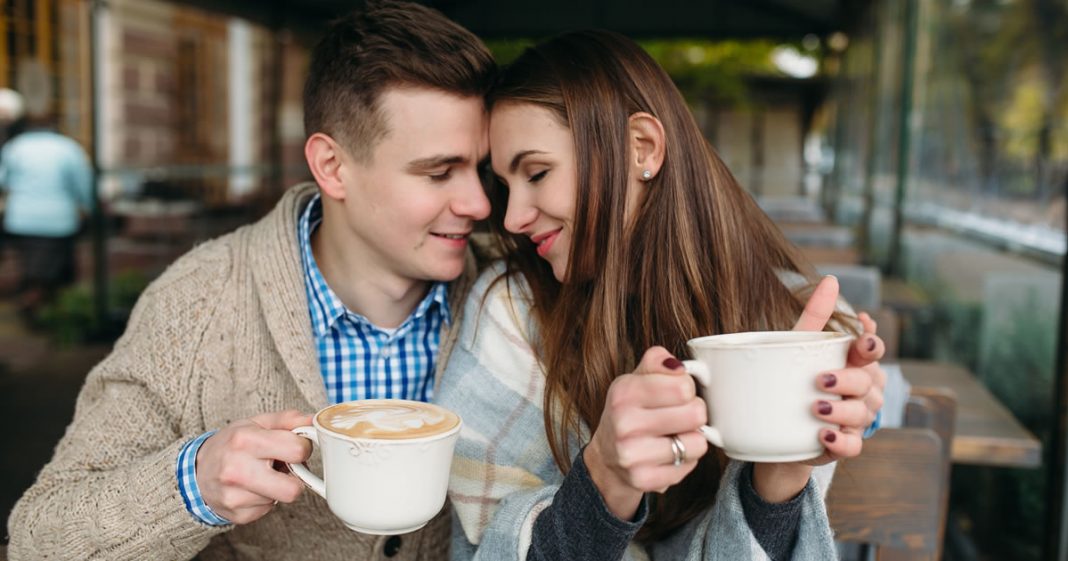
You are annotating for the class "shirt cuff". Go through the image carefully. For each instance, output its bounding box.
[863,409,882,439]
[176,430,232,526]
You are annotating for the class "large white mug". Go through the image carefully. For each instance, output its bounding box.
[287,399,462,535]
[683,331,853,462]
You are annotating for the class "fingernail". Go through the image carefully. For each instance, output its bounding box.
[866,337,876,352]
[823,431,837,443]
[663,357,683,370]
[821,373,837,388]
[818,401,832,415]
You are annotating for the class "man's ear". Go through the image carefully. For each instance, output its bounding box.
[305,132,349,201]
[628,112,666,181]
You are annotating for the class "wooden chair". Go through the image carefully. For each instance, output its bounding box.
[827,388,957,560]
[904,387,957,559]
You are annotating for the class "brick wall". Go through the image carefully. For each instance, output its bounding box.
[100,0,308,205]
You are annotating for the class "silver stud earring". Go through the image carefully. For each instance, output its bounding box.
[641,169,653,181]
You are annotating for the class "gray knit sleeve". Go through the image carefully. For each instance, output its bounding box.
[738,462,808,560]
[527,447,649,561]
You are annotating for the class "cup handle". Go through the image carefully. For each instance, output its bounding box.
[682,360,725,449]
[287,426,326,499]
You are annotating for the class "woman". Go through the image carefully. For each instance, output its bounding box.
[438,30,886,561]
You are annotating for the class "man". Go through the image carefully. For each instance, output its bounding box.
[0,95,93,324]
[7,2,495,560]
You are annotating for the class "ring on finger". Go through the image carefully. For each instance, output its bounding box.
[670,435,687,466]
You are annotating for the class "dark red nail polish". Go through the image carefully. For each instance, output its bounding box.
[663,357,683,370]
[821,373,837,388]
[818,401,832,415]
[823,431,837,443]
[866,337,877,352]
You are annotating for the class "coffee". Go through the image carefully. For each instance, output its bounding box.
[291,398,463,534]
[317,400,459,440]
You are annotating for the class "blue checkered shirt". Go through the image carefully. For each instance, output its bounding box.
[175,194,451,525]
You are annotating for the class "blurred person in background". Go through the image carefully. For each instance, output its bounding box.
[0,90,92,325]
[0,87,26,145]
[0,88,25,277]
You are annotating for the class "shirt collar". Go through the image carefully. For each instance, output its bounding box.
[298,194,451,337]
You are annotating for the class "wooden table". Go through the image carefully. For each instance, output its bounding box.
[899,359,1042,468]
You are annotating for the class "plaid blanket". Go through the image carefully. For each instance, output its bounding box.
[437,263,838,560]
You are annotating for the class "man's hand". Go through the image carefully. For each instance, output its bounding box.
[197,410,314,524]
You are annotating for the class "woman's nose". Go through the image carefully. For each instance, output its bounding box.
[503,192,537,234]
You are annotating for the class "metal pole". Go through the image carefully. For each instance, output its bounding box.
[268,5,285,198]
[887,0,918,276]
[88,0,108,332]
[859,3,882,266]
[1046,227,1068,560]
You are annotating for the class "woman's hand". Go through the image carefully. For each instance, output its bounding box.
[804,310,886,462]
[794,276,886,465]
[583,346,710,520]
[753,276,888,503]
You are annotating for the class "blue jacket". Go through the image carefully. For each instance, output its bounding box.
[0,130,93,237]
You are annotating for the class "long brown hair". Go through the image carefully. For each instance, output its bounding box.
[486,30,850,541]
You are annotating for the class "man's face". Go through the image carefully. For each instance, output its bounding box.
[335,87,490,284]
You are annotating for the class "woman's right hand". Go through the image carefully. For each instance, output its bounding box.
[583,346,710,520]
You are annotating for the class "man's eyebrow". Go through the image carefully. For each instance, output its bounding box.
[509,150,547,174]
[406,155,466,171]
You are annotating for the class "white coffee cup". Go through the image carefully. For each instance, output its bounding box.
[683,331,853,462]
[287,399,462,535]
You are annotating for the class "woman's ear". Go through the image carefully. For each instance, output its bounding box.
[304,132,349,201]
[628,112,666,182]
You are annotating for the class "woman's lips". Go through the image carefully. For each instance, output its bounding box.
[533,229,561,258]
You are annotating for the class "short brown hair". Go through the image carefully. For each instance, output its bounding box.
[303,1,496,161]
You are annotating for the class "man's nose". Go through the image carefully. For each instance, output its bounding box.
[452,174,491,220]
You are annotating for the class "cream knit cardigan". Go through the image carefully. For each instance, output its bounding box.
[7,183,476,561]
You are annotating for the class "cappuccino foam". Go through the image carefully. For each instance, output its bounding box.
[317,400,460,440]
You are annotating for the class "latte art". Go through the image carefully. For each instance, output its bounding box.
[318,400,460,440]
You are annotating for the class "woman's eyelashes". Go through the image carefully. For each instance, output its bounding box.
[428,169,452,182]
[492,168,547,188]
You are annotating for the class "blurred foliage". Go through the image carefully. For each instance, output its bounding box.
[37,270,149,345]
[638,40,782,104]
[944,0,1068,197]
[486,38,802,106]
[485,39,536,66]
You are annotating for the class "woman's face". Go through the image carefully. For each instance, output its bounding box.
[489,102,579,281]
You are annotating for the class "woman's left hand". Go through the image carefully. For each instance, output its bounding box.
[752,276,887,502]
[803,316,886,466]
[793,275,887,465]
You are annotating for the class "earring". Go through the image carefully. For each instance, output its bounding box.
[641,169,653,181]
